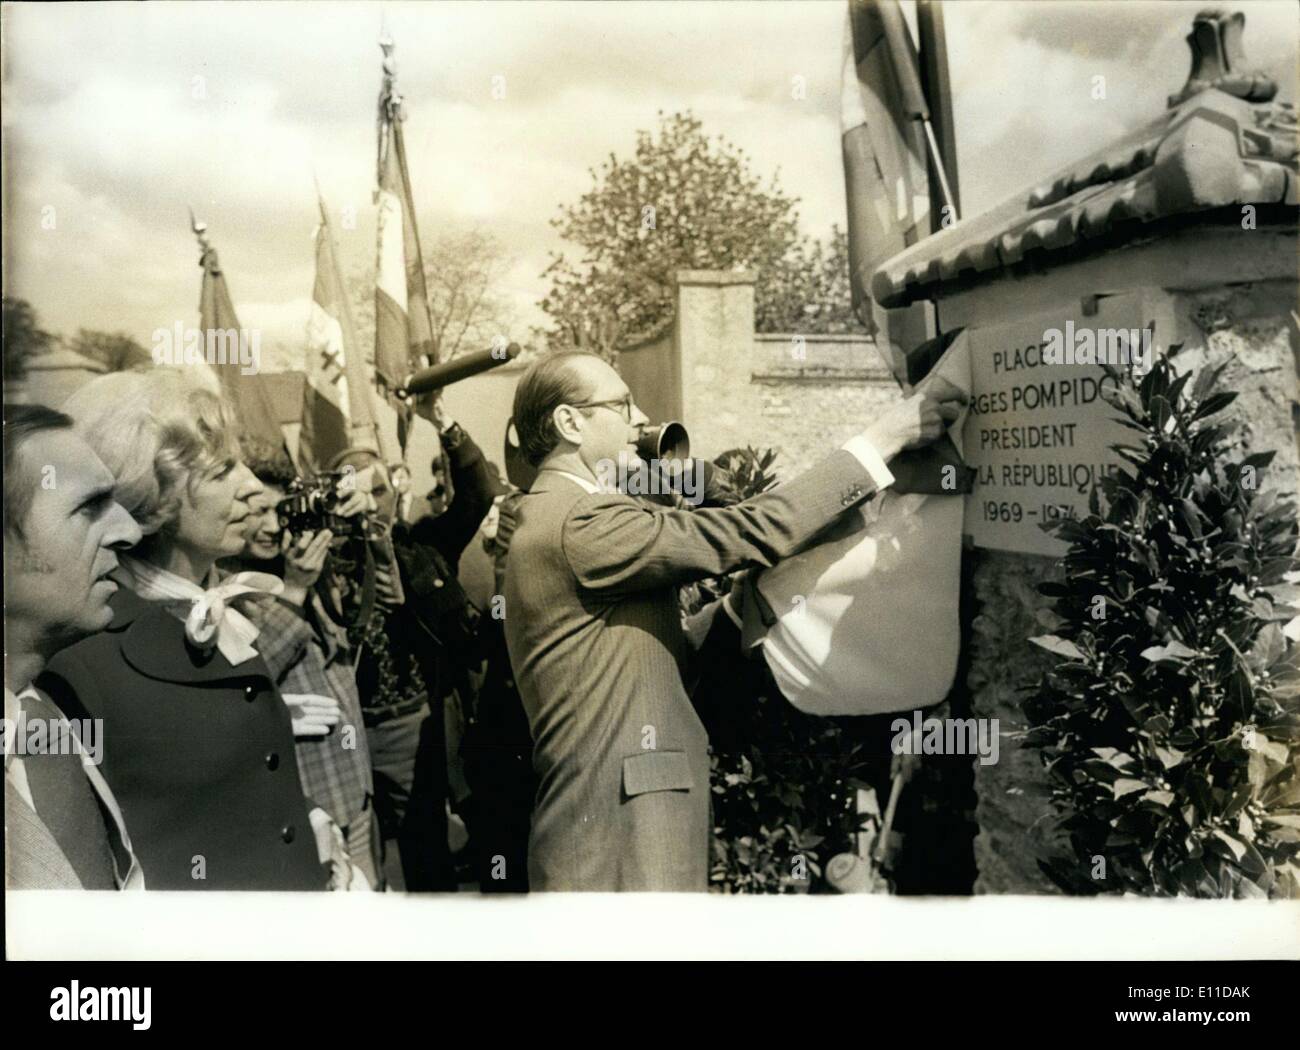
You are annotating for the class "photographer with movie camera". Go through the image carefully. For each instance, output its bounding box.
[335,398,499,892]
[222,438,381,888]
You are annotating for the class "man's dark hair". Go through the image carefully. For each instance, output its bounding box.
[3,402,74,538]
[512,350,599,467]
[240,435,298,489]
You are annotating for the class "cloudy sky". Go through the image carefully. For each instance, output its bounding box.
[3,0,1296,365]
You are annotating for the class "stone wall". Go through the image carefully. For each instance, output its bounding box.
[967,548,1064,894]
[745,335,898,480]
[634,270,900,480]
[617,326,679,427]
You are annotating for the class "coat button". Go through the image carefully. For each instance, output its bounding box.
[265,752,280,771]
[244,685,257,703]
[281,825,296,844]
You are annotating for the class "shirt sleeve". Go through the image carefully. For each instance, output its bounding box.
[840,435,896,491]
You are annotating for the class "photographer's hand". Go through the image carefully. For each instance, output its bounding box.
[281,529,334,606]
[282,692,342,737]
[333,489,371,519]
[413,390,450,429]
[375,563,406,607]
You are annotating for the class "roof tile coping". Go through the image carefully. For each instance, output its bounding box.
[871,87,1297,309]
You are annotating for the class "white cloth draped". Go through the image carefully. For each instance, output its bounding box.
[755,332,972,716]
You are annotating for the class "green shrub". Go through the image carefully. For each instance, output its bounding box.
[1025,347,1300,897]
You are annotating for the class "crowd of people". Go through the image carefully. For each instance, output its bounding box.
[3,350,960,892]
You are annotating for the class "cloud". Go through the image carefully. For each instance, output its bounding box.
[947,0,1298,214]
[3,0,1295,352]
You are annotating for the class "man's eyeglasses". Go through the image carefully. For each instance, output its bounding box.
[569,395,634,423]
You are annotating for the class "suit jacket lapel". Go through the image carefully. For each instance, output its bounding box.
[78,748,144,889]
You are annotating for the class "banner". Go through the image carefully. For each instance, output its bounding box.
[840,0,931,329]
[197,240,289,455]
[300,199,381,473]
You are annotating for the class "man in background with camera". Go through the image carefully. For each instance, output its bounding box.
[335,401,499,892]
[504,350,964,891]
[225,440,380,888]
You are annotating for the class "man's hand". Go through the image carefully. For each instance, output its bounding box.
[414,392,451,429]
[698,460,741,508]
[333,489,372,520]
[307,806,363,890]
[375,563,407,607]
[282,692,342,737]
[281,529,333,605]
[860,379,966,461]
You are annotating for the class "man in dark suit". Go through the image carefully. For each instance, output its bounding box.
[504,350,963,891]
[3,404,143,889]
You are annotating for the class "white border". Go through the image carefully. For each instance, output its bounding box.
[7,891,1299,961]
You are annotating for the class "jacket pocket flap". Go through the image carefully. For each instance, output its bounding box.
[622,750,693,797]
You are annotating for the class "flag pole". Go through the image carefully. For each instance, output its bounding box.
[916,0,961,229]
[374,25,454,506]
[876,0,958,222]
[189,211,291,458]
[189,206,211,254]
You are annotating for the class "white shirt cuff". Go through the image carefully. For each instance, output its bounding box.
[721,591,744,630]
[840,436,895,491]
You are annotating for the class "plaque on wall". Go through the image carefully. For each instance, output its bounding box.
[962,291,1175,556]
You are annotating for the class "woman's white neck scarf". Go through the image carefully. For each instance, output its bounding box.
[114,556,284,666]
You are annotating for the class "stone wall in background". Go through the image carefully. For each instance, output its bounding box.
[744,334,898,480]
[627,271,900,479]
[1178,282,1300,503]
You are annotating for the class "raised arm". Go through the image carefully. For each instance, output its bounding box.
[562,449,877,596]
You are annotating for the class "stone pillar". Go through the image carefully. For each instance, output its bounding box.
[675,270,761,459]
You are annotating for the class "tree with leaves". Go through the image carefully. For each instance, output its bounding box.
[350,227,516,366]
[540,111,863,361]
[66,328,152,373]
[3,297,54,382]
[1026,347,1300,898]
[757,225,862,337]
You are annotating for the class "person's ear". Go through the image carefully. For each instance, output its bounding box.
[552,404,584,447]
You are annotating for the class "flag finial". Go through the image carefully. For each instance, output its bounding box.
[189,206,208,245]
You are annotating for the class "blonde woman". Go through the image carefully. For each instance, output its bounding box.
[39,370,345,890]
